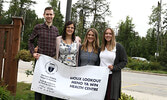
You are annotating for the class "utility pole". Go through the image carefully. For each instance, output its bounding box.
[65,0,72,23]
[155,0,162,59]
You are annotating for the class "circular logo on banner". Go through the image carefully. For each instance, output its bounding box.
[45,61,58,74]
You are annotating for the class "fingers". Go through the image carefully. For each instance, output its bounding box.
[79,37,81,43]
[33,53,40,60]
[34,46,38,53]
[108,65,113,70]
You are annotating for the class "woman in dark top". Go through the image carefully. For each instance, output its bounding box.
[100,28,127,100]
[78,28,100,66]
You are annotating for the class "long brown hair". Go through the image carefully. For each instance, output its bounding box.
[101,28,116,51]
[62,21,76,42]
[81,28,99,53]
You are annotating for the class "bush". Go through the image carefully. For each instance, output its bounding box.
[0,86,12,100]
[120,92,134,100]
[149,62,163,70]
[126,57,163,71]
[16,49,34,62]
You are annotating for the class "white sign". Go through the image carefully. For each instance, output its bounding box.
[31,55,109,100]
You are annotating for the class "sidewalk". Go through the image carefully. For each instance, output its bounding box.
[17,60,33,83]
[17,60,167,100]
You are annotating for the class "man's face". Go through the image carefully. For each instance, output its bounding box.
[43,10,55,24]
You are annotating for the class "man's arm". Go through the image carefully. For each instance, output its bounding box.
[28,25,39,59]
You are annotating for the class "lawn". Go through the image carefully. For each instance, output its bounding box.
[0,82,134,100]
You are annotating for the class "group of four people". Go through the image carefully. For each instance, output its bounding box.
[28,7,127,100]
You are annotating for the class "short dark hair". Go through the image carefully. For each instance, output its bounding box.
[62,21,76,42]
[44,7,53,14]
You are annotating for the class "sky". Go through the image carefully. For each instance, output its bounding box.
[3,0,167,37]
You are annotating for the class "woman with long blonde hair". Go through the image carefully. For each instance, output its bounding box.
[100,28,127,100]
[78,28,100,66]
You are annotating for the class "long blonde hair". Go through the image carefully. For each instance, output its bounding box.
[101,28,116,51]
[81,28,99,53]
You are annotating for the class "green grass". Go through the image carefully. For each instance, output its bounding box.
[13,82,135,100]
[142,70,167,74]
[15,82,34,100]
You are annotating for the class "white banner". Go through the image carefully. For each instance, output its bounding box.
[31,55,109,100]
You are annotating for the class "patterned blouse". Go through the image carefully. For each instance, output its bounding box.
[58,40,78,67]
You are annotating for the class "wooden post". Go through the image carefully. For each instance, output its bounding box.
[3,28,13,86]
[6,17,23,95]
[0,25,13,84]
[0,29,5,81]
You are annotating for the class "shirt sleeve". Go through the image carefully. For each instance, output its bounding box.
[28,25,39,55]
[113,43,128,71]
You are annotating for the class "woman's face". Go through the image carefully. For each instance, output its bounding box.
[66,24,74,36]
[105,29,112,42]
[87,31,95,44]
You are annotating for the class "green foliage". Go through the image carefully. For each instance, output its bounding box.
[120,92,134,100]
[127,57,163,71]
[147,2,167,69]
[25,61,35,76]
[0,86,12,100]
[149,62,163,70]
[71,0,111,41]
[145,28,157,60]
[15,82,134,100]
[21,9,39,50]
[116,16,137,57]
[14,82,34,100]
[16,49,34,62]
[157,33,167,70]
[48,0,64,35]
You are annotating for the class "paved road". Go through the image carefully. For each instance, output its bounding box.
[17,60,167,100]
[122,70,167,100]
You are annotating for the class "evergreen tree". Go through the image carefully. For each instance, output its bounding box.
[71,0,111,41]
[145,28,157,60]
[147,1,167,69]
[4,0,37,49]
[48,0,64,35]
[117,16,136,56]
[90,0,111,27]
[71,0,92,38]
[0,0,3,20]
[158,33,167,70]
[158,5,167,69]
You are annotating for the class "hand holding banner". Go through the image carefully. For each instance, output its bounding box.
[31,55,109,100]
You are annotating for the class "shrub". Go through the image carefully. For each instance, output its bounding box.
[149,62,163,70]
[0,86,12,100]
[126,57,163,71]
[120,92,134,100]
[16,49,34,62]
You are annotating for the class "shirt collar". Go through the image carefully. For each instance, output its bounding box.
[43,22,53,28]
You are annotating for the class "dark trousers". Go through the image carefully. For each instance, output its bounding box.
[105,74,112,100]
[35,92,53,100]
